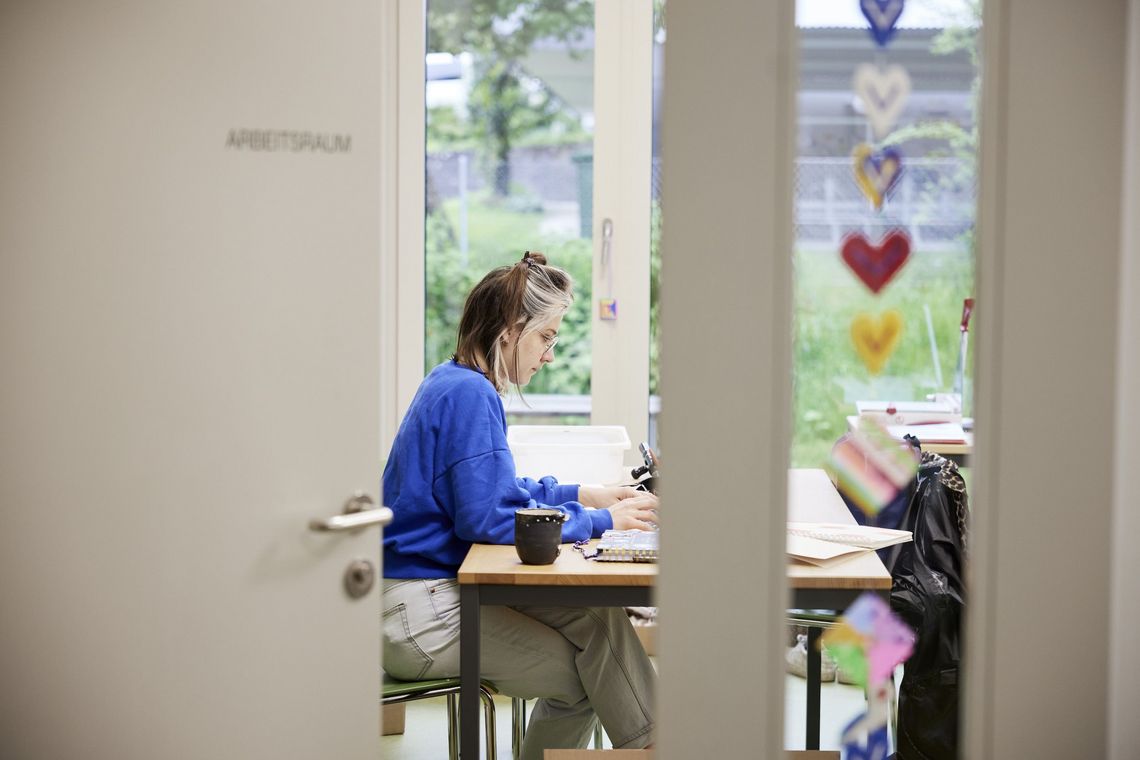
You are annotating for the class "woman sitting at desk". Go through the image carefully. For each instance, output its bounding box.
[382,251,659,759]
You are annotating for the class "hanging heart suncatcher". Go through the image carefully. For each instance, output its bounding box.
[853,143,903,210]
[853,63,911,140]
[850,310,904,375]
[860,0,905,47]
[840,230,911,294]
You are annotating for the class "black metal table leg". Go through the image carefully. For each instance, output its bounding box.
[806,625,822,750]
[460,583,481,759]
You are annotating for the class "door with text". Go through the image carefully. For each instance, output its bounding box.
[0,3,386,757]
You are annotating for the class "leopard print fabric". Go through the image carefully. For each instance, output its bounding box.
[920,451,969,559]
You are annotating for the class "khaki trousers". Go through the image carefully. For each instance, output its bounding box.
[383,578,655,760]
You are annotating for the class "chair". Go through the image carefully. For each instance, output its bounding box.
[383,675,605,760]
[382,674,503,759]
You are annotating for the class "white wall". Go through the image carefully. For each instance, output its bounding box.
[965,0,1127,756]
[1110,2,1140,757]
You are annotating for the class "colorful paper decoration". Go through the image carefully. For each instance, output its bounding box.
[850,310,904,375]
[598,298,618,320]
[844,594,915,686]
[823,593,916,690]
[829,416,919,516]
[853,143,903,210]
[841,230,911,294]
[860,0,905,47]
[853,63,912,140]
[821,621,870,687]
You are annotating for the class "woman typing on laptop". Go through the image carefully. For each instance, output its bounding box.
[381,252,659,758]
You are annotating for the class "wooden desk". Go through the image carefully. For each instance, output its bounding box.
[845,415,973,461]
[786,468,892,607]
[457,468,889,757]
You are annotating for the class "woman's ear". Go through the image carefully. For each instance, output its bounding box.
[502,327,519,345]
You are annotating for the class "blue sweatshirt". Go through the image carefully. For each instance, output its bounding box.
[382,360,614,578]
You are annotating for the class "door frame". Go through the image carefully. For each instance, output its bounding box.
[656,0,796,756]
[965,0,1132,756]
[589,0,653,454]
[381,0,426,458]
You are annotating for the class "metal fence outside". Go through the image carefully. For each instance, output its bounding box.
[794,156,975,250]
[429,150,975,250]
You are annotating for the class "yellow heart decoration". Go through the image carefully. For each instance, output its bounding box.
[851,310,904,375]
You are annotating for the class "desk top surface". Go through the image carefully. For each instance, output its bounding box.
[458,468,891,590]
[458,542,656,586]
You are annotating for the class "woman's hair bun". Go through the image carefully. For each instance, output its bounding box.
[521,251,548,267]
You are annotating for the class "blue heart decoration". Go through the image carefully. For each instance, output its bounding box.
[860,145,904,204]
[861,0,905,47]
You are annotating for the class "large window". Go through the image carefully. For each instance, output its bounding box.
[791,2,980,468]
[424,1,596,403]
[422,1,659,455]
[786,1,980,753]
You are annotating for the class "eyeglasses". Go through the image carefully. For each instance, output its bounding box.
[541,333,560,353]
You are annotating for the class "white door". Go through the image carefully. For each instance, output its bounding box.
[0,3,386,758]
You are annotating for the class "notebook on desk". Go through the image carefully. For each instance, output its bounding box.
[786,522,912,568]
[787,522,912,551]
[786,534,870,568]
[593,529,659,563]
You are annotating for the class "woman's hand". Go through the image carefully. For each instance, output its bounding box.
[577,484,643,509]
[606,492,660,531]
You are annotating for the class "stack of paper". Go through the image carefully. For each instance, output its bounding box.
[856,400,961,425]
[786,534,870,567]
[885,422,968,444]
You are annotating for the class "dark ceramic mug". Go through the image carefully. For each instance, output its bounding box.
[514,508,568,565]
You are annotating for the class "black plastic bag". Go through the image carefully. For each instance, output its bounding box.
[890,452,969,760]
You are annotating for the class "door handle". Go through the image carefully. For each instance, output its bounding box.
[309,493,393,532]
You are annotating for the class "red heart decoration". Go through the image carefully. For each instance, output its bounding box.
[841,231,911,294]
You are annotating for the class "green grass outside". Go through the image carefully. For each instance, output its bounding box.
[791,244,975,467]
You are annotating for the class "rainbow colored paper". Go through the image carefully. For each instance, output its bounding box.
[829,416,918,516]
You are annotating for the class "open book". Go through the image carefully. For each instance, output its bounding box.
[593,529,659,563]
[787,522,912,551]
